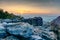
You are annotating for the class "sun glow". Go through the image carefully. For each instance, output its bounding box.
[0,4,60,15]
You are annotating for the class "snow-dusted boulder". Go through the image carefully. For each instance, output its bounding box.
[0,23,7,38]
[7,22,33,38]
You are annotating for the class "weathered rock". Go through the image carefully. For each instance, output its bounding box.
[50,16,60,40]
[6,23,33,38]
[22,17,43,26]
[0,23,7,38]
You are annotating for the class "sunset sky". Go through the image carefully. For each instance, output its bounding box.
[0,0,60,15]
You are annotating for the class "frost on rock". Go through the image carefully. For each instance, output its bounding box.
[7,22,33,38]
[0,22,56,40]
[0,23,7,38]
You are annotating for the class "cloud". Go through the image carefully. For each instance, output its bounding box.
[0,0,60,7]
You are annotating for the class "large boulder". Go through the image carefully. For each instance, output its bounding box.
[6,23,33,38]
[22,17,43,26]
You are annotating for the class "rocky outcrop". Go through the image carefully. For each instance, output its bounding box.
[50,16,60,40]
[22,17,43,26]
[0,22,56,40]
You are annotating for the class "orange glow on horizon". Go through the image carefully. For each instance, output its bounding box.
[0,4,60,15]
[0,1,60,15]
[1,7,51,15]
